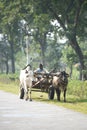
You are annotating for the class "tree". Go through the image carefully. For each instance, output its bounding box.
[0,1,23,73]
[0,0,87,77]
[31,0,87,79]
[0,36,10,74]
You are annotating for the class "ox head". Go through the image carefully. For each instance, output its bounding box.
[59,71,69,81]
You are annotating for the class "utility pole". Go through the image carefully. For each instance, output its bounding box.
[26,35,30,65]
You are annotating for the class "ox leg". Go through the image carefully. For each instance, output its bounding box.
[25,91,29,101]
[48,85,54,100]
[29,87,32,101]
[24,82,29,101]
[64,89,66,102]
[19,84,24,99]
[19,88,24,99]
[56,88,61,101]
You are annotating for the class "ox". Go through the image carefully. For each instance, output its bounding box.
[49,71,69,102]
[19,65,34,101]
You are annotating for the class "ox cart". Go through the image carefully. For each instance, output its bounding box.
[19,68,69,102]
[32,72,55,99]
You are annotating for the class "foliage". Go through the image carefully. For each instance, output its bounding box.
[68,79,87,99]
[0,0,87,79]
[46,34,63,70]
[31,0,87,79]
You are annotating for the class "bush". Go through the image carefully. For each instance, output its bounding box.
[68,79,87,99]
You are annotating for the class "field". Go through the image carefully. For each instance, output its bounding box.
[0,74,87,114]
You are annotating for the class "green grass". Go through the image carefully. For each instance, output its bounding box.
[0,74,87,114]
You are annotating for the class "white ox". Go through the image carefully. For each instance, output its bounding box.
[19,65,34,101]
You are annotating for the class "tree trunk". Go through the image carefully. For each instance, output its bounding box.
[7,24,15,73]
[0,63,4,73]
[69,64,73,78]
[40,44,45,65]
[9,41,15,73]
[5,60,9,74]
[39,33,47,66]
[70,36,85,80]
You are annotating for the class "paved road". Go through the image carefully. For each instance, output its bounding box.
[0,90,87,130]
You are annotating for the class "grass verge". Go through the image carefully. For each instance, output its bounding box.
[0,75,87,114]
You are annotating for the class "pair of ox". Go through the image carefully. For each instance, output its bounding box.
[19,65,69,102]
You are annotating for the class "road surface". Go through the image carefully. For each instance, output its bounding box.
[0,90,87,130]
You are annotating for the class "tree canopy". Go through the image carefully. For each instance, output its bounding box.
[0,0,87,79]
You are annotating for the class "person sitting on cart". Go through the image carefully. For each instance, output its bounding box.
[34,63,48,80]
